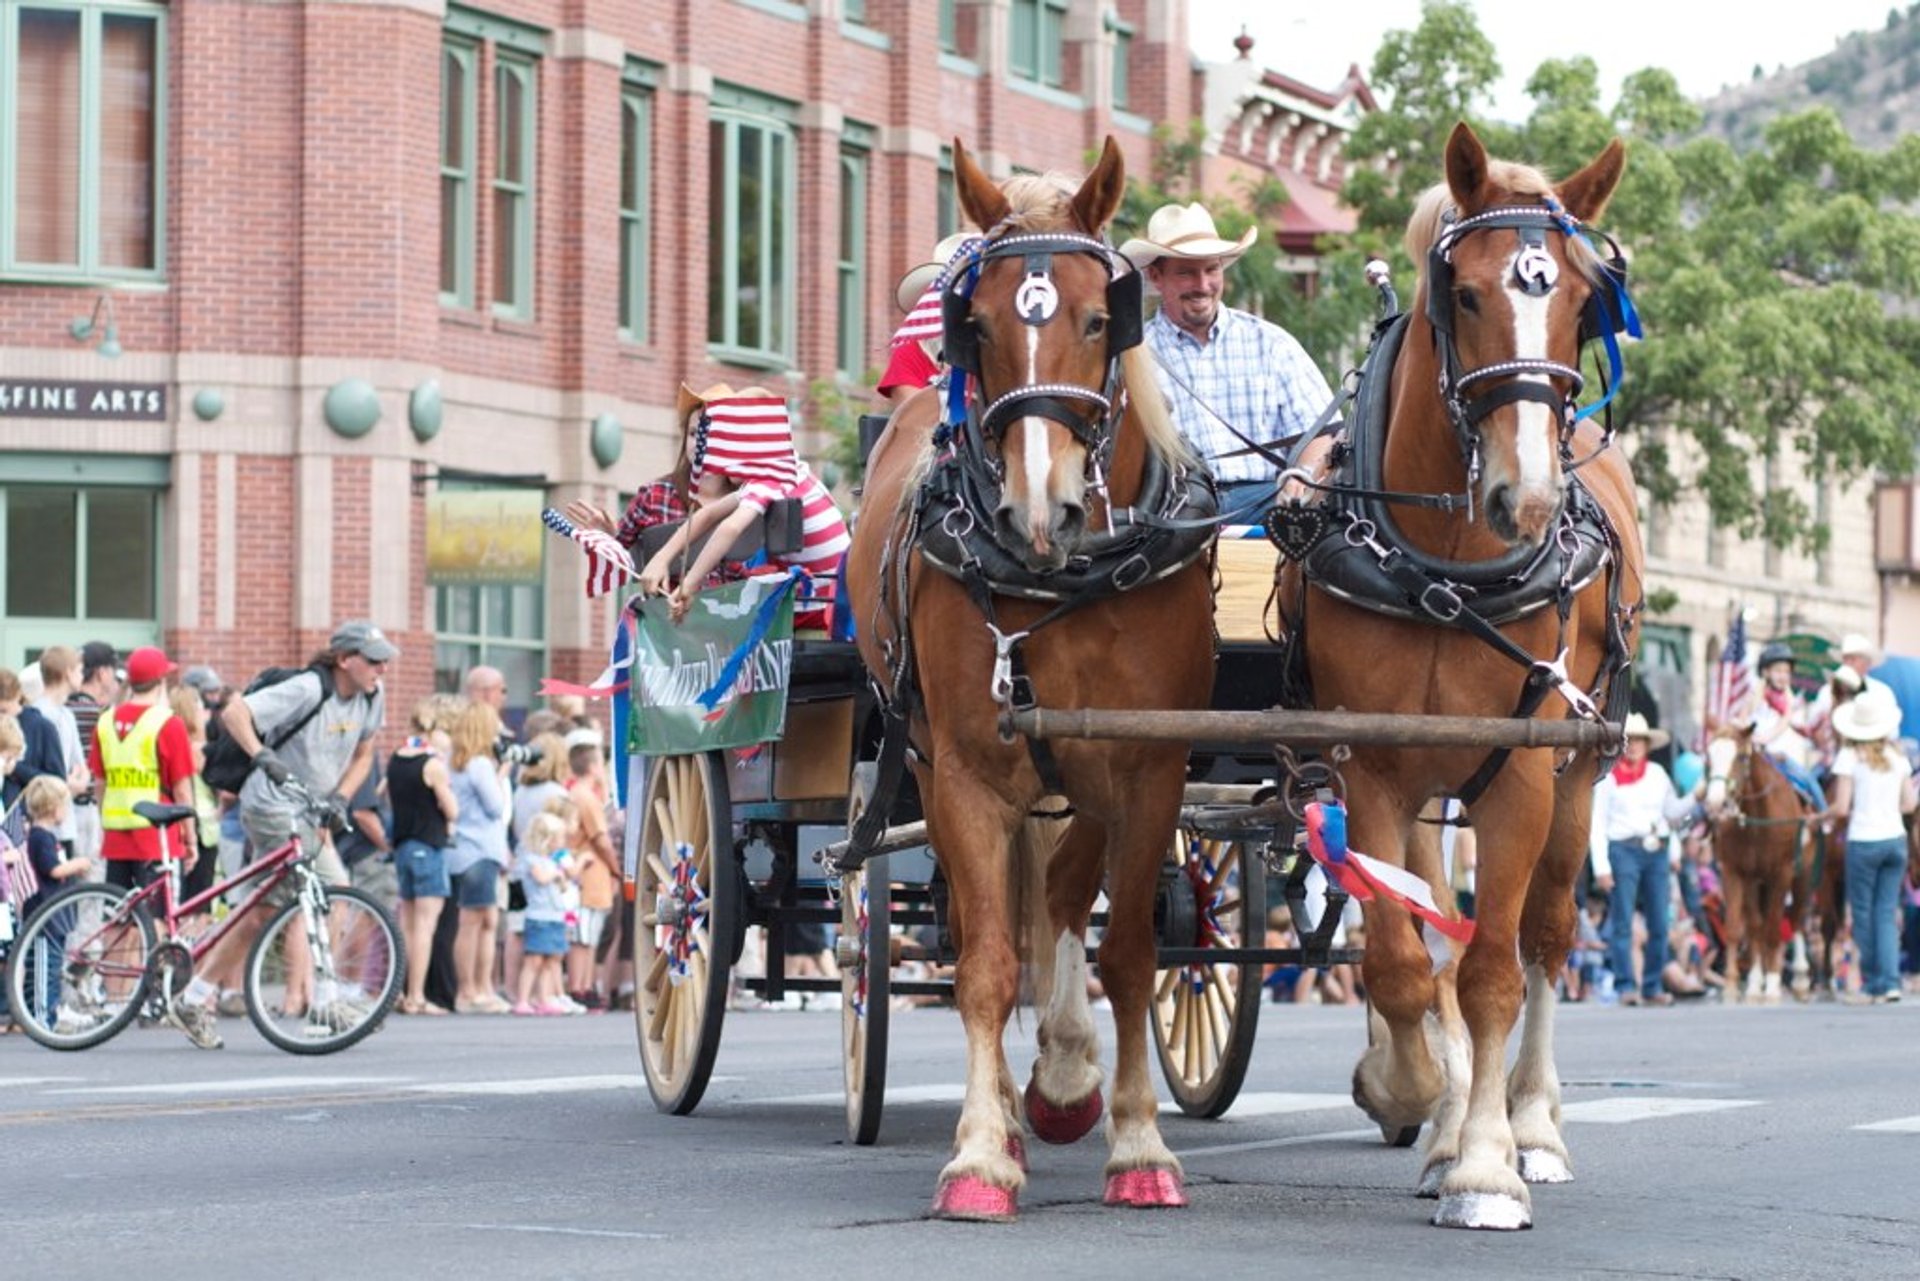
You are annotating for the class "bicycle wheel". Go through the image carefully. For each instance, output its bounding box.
[5,883,155,1050]
[244,885,404,1055]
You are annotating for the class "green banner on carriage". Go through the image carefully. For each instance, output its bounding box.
[628,576,795,756]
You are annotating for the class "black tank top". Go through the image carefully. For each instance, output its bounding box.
[387,753,448,849]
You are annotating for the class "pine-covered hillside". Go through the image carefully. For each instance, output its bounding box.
[1700,5,1920,147]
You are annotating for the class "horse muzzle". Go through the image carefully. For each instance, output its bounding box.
[1485,481,1563,546]
[995,498,1085,571]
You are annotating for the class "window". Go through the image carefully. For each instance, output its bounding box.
[618,82,652,342]
[1,0,165,279]
[435,581,546,730]
[1008,0,1066,86]
[708,99,795,364]
[3,485,156,620]
[938,0,958,53]
[836,147,866,377]
[937,146,957,241]
[1111,24,1132,110]
[492,52,536,318]
[439,36,477,306]
[843,0,865,22]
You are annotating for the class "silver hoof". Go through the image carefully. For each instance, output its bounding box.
[1415,1160,1453,1199]
[1517,1148,1572,1184]
[1432,1190,1532,1231]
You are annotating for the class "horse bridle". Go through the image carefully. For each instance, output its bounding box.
[1707,733,1791,820]
[1424,202,1636,482]
[941,229,1143,464]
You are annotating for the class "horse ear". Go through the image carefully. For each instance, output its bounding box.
[1557,138,1627,225]
[953,139,1010,233]
[1443,121,1490,210]
[1069,136,1126,235]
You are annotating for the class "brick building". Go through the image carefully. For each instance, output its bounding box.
[0,0,1209,728]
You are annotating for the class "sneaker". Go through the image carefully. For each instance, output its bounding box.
[1874,992,1902,1005]
[511,1002,540,1017]
[164,998,224,1050]
[217,991,249,1019]
[532,1000,572,1017]
[301,999,371,1037]
[53,1007,104,1036]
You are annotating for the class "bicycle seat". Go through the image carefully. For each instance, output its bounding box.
[132,801,198,826]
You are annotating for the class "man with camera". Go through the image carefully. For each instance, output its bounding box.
[181,622,394,1044]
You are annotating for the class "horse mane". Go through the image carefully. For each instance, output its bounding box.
[1405,161,1604,302]
[993,172,1192,468]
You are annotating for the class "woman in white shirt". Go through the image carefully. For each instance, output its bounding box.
[1590,714,1699,1005]
[1828,689,1917,1004]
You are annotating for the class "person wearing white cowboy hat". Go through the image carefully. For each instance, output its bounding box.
[1589,710,1697,1006]
[1119,201,1334,511]
[1808,632,1894,764]
[876,232,981,406]
[1827,685,1916,1004]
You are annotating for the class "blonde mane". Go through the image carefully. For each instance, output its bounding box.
[1406,159,1604,308]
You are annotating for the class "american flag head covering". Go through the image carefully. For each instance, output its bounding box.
[891,233,981,348]
[690,393,797,490]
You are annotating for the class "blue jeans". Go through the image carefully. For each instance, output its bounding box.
[1845,836,1907,998]
[1607,838,1670,998]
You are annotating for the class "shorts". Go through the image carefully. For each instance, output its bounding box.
[523,917,568,957]
[241,812,349,906]
[395,841,451,900]
[454,859,502,910]
[570,907,608,949]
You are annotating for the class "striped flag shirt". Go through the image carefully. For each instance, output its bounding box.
[541,507,638,598]
[737,463,851,577]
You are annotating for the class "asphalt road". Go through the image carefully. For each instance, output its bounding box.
[2,994,1916,1280]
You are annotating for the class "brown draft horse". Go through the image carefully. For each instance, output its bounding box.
[845,140,1214,1220]
[1300,125,1642,1230]
[1704,726,1817,1002]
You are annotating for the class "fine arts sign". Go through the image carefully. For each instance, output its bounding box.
[0,380,167,421]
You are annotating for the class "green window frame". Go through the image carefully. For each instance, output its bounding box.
[842,0,865,22]
[491,50,536,319]
[434,580,547,730]
[439,35,477,307]
[1111,23,1132,110]
[936,145,957,241]
[707,103,795,366]
[836,146,867,377]
[1008,0,1065,86]
[0,0,167,282]
[938,0,957,53]
[618,82,652,342]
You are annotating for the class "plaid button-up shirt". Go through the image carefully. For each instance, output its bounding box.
[1144,306,1334,485]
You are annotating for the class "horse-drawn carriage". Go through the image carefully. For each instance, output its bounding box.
[618,123,1642,1231]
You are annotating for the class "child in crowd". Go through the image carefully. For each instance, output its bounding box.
[1565,893,1610,1002]
[513,813,578,1016]
[22,775,89,917]
[565,732,616,1009]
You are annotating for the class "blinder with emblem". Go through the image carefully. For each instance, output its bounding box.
[1423,208,1634,348]
[942,235,1144,376]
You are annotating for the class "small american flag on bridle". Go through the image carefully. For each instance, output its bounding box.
[541,508,636,598]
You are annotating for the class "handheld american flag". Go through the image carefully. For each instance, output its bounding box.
[1705,612,1751,730]
[541,508,637,599]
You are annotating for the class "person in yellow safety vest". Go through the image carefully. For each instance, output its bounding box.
[86,646,217,1049]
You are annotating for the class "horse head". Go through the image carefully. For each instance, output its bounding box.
[1415,123,1627,546]
[1704,724,1756,818]
[948,138,1137,571]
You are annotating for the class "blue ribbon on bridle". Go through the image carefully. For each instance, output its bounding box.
[1542,196,1642,424]
[938,252,984,444]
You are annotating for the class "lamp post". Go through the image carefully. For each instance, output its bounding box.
[68,293,122,358]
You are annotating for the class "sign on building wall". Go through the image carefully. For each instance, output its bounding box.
[426,489,545,585]
[0,380,166,420]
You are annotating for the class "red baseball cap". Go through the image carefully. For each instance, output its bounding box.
[124,646,177,685]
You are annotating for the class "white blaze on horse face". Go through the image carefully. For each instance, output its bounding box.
[1020,323,1054,554]
[1503,248,1557,499]
[1704,736,1738,810]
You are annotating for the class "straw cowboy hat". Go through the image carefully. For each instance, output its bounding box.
[1622,712,1671,751]
[1839,632,1878,663]
[1832,687,1903,743]
[895,232,979,313]
[1118,202,1258,268]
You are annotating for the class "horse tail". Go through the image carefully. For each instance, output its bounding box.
[1012,805,1068,1011]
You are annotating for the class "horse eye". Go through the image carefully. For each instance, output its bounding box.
[1086,314,1107,338]
[1457,287,1480,315]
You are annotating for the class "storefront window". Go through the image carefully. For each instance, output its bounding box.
[84,487,154,618]
[5,486,78,616]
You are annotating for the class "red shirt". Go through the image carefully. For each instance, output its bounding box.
[877,340,938,399]
[88,702,194,862]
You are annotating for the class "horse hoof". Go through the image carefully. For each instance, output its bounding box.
[1024,1078,1103,1145]
[932,1177,1019,1222]
[1415,1161,1453,1199]
[1431,1191,1531,1231]
[1517,1148,1572,1184]
[1006,1134,1029,1173]
[1103,1168,1187,1209]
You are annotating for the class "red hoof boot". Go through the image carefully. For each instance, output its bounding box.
[1024,1078,1103,1145]
[1103,1167,1188,1209]
[1005,1134,1029,1173]
[932,1176,1018,1222]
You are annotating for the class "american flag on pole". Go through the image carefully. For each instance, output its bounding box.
[541,508,637,598]
[1705,611,1752,729]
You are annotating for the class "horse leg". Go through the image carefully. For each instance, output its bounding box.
[1432,766,1553,1231]
[1721,863,1748,1004]
[927,769,1027,1222]
[1096,753,1189,1208]
[1026,813,1107,1146]
[1759,856,1786,1005]
[1507,773,1591,1185]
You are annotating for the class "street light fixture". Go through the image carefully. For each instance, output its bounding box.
[68,293,122,358]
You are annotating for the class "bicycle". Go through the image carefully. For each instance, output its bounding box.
[3,779,404,1054]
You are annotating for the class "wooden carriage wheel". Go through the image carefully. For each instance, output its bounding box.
[634,751,736,1116]
[1151,831,1265,1118]
[839,762,892,1146]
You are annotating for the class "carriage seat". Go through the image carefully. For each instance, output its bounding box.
[634,496,805,564]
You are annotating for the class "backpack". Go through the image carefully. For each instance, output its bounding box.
[199,664,332,794]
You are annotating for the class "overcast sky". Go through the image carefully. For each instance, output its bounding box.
[1190,1,1902,120]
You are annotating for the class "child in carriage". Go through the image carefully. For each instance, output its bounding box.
[637,384,850,632]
